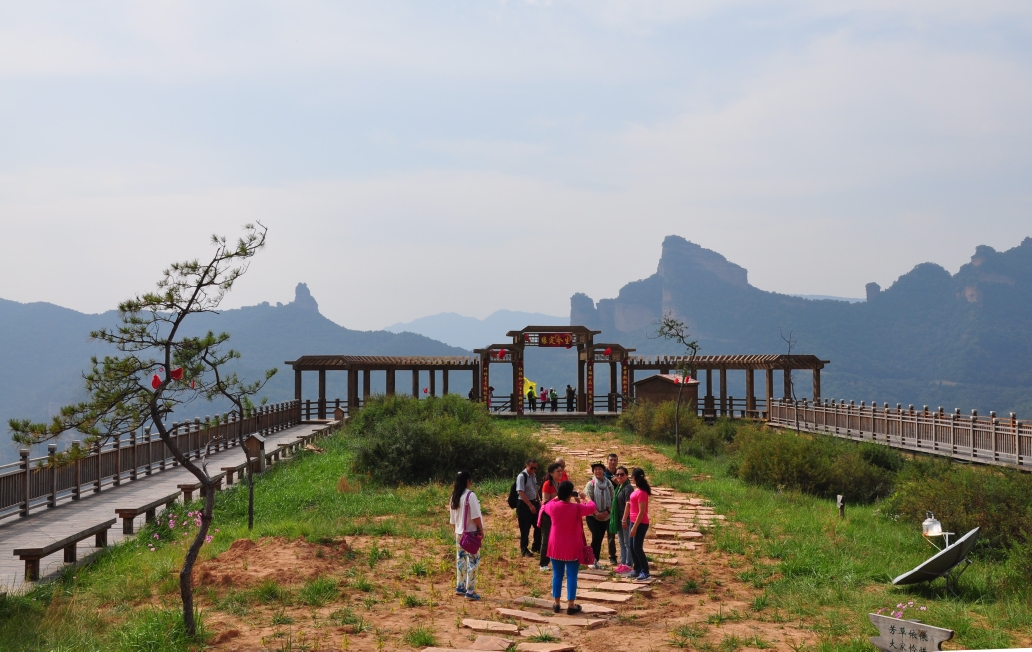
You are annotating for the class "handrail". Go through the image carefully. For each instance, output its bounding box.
[0,400,302,523]
[768,398,1031,471]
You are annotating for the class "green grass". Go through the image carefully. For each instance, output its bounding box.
[631,424,1031,652]
[0,428,512,651]
[402,624,438,647]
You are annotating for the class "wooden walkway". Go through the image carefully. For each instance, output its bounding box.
[0,422,326,592]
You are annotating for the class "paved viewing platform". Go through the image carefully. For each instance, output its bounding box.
[0,422,327,592]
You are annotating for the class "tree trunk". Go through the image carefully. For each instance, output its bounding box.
[154,416,213,638]
[179,484,215,636]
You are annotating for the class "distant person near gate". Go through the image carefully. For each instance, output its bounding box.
[565,384,575,411]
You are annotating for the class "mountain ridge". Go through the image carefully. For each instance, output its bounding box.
[572,235,1032,418]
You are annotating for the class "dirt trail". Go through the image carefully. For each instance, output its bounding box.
[199,424,817,651]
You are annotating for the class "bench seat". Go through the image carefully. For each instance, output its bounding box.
[13,518,116,581]
[114,491,181,534]
[178,472,226,502]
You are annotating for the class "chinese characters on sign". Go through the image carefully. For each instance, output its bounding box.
[868,614,953,652]
[536,333,574,347]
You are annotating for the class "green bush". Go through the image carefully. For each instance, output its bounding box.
[883,458,1032,554]
[618,400,701,444]
[729,428,895,503]
[114,606,207,652]
[346,394,546,485]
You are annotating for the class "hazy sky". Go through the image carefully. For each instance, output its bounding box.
[2,2,1030,330]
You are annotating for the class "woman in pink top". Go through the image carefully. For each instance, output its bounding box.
[625,467,652,581]
[538,480,595,615]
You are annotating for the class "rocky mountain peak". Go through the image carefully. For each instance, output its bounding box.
[292,282,319,312]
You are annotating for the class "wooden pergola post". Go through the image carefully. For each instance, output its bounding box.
[318,369,327,419]
[719,367,727,416]
[442,369,449,395]
[705,368,714,416]
[765,368,774,416]
[411,369,419,397]
[347,368,359,414]
[783,368,792,399]
[429,369,436,396]
[813,368,821,400]
[386,367,396,396]
[294,368,302,402]
[363,369,371,399]
[577,358,585,412]
[745,368,755,417]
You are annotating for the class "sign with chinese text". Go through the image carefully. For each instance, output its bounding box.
[586,361,594,414]
[868,614,953,652]
[535,333,574,347]
[516,359,525,415]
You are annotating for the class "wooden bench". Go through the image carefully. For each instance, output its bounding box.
[13,518,116,581]
[221,462,246,485]
[178,472,225,502]
[114,491,180,534]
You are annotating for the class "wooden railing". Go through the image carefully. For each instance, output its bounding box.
[768,398,1032,471]
[0,401,302,523]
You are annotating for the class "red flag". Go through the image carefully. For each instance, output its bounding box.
[151,374,161,389]
[171,367,184,380]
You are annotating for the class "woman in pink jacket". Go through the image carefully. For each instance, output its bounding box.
[538,480,596,615]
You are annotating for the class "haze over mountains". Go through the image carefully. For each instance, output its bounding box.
[4,236,1031,463]
[572,236,1032,420]
[0,284,468,464]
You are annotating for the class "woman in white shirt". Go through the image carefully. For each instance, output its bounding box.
[449,470,485,601]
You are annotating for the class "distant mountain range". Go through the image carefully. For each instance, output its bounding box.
[6,236,1030,462]
[0,283,469,464]
[572,235,1032,419]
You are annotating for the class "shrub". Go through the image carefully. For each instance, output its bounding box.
[346,394,546,485]
[883,458,1032,553]
[114,606,207,652]
[619,400,701,444]
[730,428,895,503]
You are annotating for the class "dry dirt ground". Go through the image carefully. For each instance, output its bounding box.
[197,425,820,651]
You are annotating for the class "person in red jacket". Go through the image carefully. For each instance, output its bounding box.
[538,480,596,615]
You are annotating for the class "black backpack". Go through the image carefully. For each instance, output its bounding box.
[507,470,528,509]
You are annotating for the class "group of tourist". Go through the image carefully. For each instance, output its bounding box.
[526,384,578,412]
[448,452,653,612]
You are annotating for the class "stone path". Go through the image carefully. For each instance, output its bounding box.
[0,422,327,592]
[440,424,729,651]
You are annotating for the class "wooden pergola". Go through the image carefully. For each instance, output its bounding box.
[285,355,480,418]
[625,354,829,417]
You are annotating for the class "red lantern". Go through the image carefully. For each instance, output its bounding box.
[151,374,161,389]
[423,387,428,394]
[604,347,612,356]
[498,349,506,359]
[190,379,196,389]
[171,367,184,381]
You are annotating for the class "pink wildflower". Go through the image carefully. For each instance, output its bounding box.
[153,534,159,539]
[920,607,927,611]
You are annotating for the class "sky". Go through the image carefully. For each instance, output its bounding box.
[2,1,1031,331]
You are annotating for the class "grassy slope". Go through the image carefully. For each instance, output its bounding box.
[0,430,510,651]
[631,430,1032,651]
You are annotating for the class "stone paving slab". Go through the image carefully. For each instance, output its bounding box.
[0,422,326,592]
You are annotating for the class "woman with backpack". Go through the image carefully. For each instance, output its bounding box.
[625,467,653,582]
[449,470,484,601]
[538,480,596,615]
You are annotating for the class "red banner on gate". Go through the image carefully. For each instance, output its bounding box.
[538,333,574,347]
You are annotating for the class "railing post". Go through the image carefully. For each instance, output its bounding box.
[94,441,102,493]
[991,411,998,462]
[145,428,153,475]
[113,432,121,487]
[19,448,30,518]
[970,410,978,460]
[130,430,138,481]
[48,444,57,508]
[170,422,179,467]
[73,440,81,501]
[951,410,958,456]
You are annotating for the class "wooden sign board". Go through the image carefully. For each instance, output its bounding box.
[868,614,953,652]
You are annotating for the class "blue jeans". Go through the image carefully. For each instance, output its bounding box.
[618,525,631,566]
[550,559,580,601]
